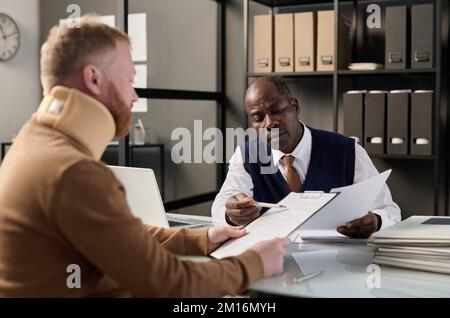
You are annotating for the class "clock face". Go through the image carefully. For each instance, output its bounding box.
[0,13,20,61]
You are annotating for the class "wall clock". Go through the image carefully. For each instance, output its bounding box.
[0,13,20,61]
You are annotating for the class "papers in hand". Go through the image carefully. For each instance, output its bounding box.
[299,170,391,231]
[210,192,337,259]
[292,170,390,243]
[210,170,391,258]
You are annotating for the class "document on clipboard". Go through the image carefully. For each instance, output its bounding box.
[210,192,338,259]
[210,170,392,258]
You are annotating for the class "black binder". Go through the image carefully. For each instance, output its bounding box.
[387,90,411,155]
[411,4,434,69]
[364,91,387,155]
[385,6,407,69]
[411,90,433,155]
[343,91,366,146]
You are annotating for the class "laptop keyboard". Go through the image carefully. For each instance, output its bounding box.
[168,220,191,227]
[168,220,213,228]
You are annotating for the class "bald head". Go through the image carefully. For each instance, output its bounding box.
[245,77,292,106]
[244,77,303,154]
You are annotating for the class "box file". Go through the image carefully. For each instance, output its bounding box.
[275,13,294,73]
[387,90,411,155]
[317,10,334,71]
[343,90,366,145]
[294,12,316,72]
[385,6,407,69]
[411,90,433,155]
[254,15,273,73]
[411,4,434,69]
[364,91,387,154]
[317,10,351,71]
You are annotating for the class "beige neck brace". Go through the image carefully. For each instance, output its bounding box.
[36,86,116,160]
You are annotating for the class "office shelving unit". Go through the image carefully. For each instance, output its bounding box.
[243,0,448,216]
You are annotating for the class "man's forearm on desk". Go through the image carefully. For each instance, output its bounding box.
[146,225,208,255]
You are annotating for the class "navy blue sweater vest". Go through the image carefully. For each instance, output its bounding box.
[241,127,355,204]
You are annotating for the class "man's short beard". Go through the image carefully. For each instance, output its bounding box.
[114,108,132,138]
[106,81,132,138]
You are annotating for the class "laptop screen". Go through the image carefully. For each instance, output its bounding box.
[108,165,170,228]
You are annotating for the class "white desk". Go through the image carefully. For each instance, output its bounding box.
[168,214,450,297]
[251,242,450,298]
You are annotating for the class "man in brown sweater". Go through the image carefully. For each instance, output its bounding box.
[0,16,290,297]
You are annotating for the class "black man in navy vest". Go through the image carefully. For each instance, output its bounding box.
[212,77,400,238]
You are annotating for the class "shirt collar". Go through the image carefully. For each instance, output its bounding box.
[272,122,312,167]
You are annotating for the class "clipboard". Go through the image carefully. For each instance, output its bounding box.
[210,192,338,259]
[211,170,391,259]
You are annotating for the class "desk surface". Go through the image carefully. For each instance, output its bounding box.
[168,214,450,297]
[250,242,450,298]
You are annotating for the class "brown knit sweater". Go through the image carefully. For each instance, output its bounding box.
[0,86,263,297]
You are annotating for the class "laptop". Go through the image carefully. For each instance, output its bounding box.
[107,165,210,228]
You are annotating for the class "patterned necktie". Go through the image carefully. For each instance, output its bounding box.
[282,155,302,192]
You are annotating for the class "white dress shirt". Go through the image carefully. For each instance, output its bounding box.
[211,124,401,229]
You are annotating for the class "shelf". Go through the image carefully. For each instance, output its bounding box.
[247,69,435,77]
[251,0,334,7]
[370,154,435,160]
[248,72,333,77]
[338,69,436,75]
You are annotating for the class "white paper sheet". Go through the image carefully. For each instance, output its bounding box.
[210,193,337,259]
[299,170,391,231]
[128,13,147,62]
[133,64,148,113]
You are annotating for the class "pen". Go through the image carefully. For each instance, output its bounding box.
[254,201,287,209]
[292,270,324,284]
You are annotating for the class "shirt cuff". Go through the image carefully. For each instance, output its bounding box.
[213,205,233,227]
[372,209,398,230]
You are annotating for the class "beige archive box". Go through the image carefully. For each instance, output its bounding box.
[294,12,316,72]
[317,10,334,71]
[253,15,273,73]
[275,13,294,73]
[316,10,351,71]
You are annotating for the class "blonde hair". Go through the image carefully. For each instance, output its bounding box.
[40,14,130,95]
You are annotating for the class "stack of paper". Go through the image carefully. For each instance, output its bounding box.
[370,216,450,274]
[348,63,384,70]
